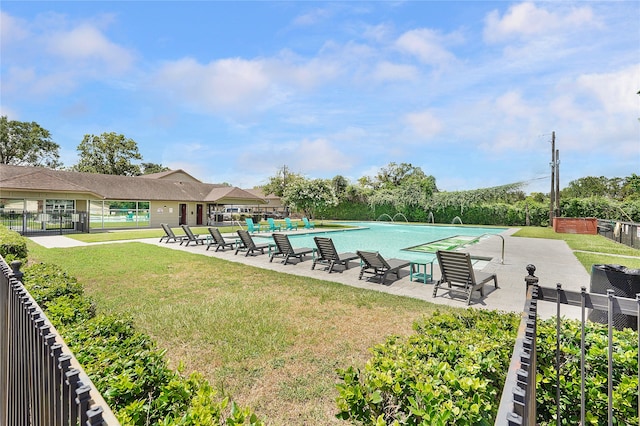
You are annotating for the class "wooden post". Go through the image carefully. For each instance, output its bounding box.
[555,149,560,218]
[549,132,555,226]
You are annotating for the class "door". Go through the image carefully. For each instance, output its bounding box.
[196,204,203,225]
[179,203,187,225]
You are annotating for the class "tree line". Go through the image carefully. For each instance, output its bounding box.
[0,116,168,175]
[2,116,638,223]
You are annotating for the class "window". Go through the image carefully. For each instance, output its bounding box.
[46,199,75,213]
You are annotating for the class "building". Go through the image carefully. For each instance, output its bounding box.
[0,164,267,234]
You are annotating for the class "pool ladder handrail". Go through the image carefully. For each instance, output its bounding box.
[479,233,504,264]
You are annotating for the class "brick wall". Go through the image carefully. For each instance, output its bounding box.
[553,217,598,234]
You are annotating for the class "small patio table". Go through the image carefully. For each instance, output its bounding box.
[410,259,434,284]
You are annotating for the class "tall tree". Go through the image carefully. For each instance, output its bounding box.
[562,176,621,199]
[332,175,349,200]
[0,116,62,168]
[283,177,338,219]
[141,162,170,175]
[73,132,142,176]
[622,173,640,200]
[375,162,428,189]
[262,165,303,197]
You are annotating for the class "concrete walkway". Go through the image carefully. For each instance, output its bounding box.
[28,228,591,319]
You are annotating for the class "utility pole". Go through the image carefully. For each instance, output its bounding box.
[555,149,560,217]
[549,131,555,226]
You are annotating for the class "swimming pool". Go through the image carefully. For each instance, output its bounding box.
[255,222,506,262]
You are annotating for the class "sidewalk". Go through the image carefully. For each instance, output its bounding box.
[28,229,591,319]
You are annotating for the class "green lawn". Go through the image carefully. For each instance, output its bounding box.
[512,227,640,270]
[26,224,640,424]
[27,241,452,425]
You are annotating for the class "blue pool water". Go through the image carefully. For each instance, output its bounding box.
[255,222,506,262]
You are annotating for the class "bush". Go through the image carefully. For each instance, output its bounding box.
[22,262,263,425]
[536,319,639,425]
[0,225,28,263]
[335,309,520,425]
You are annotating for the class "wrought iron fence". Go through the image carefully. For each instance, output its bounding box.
[495,266,640,425]
[0,209,88,235]
[0,256,119,425]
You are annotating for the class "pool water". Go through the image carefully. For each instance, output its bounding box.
[256,221,506,262]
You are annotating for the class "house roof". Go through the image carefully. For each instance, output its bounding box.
[0,164,266,205]
[137,169,202,182]
[244,188,279,200]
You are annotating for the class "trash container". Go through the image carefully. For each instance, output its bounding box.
[588,264,640,330]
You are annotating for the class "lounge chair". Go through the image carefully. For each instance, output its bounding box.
[206,227,236,252]
[180,224,207,246]
[245,218,262,234]
[357,251,411,283]
[266,217,282,232]
[284,217,298,231]
[235,229,270,256]
[312,237,359,273]
[159,223,188,244]
[432,250,498,305]
[302,217,315,229]
[270,233,314,264]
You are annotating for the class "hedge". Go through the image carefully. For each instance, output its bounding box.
[317,198,640,226]
[336,310,521,425]
[0,225,28,262]
[336,310,639,426]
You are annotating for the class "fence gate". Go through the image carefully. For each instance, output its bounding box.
[0,210,87,235]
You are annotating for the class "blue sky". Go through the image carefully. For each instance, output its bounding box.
[2,1,638,193]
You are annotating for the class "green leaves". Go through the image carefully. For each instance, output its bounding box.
[335,309,520,425]
[536,319,639,425]
[0,115,62,168]
[73,132,143,176]
[22,261,264,425]
[0,225,28,262]
[282,177,338,218]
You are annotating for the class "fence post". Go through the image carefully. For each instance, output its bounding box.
[525,264,538,294]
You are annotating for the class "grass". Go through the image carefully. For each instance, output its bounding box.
[512,226,640,270]
[26,223,640,423]
[26,241,452,425]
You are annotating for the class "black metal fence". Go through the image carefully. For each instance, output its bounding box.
[495,267,640,425]
[598,219,639,250]
[0,209,88,235]
[0,256,119,425]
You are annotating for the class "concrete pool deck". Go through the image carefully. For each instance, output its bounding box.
[29,227,590,319]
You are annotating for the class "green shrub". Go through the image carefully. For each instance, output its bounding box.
[536,319,639,425]
[0,225,28,262]
[22,262,262,426]
[335,309,520,425]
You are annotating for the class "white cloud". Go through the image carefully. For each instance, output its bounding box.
[294,138,352,172]
[362,23,393,43]
[46,23,134,73]
[404,110,442,139]
[484,2,596,43]
[577,65,640,114]
[371,61,418,82]
[395,28,457,67]
[0,11,29,48]
[153,57,272,113]
[1,11,135,98]
[496,91,536,118]
[292,7,333,26]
